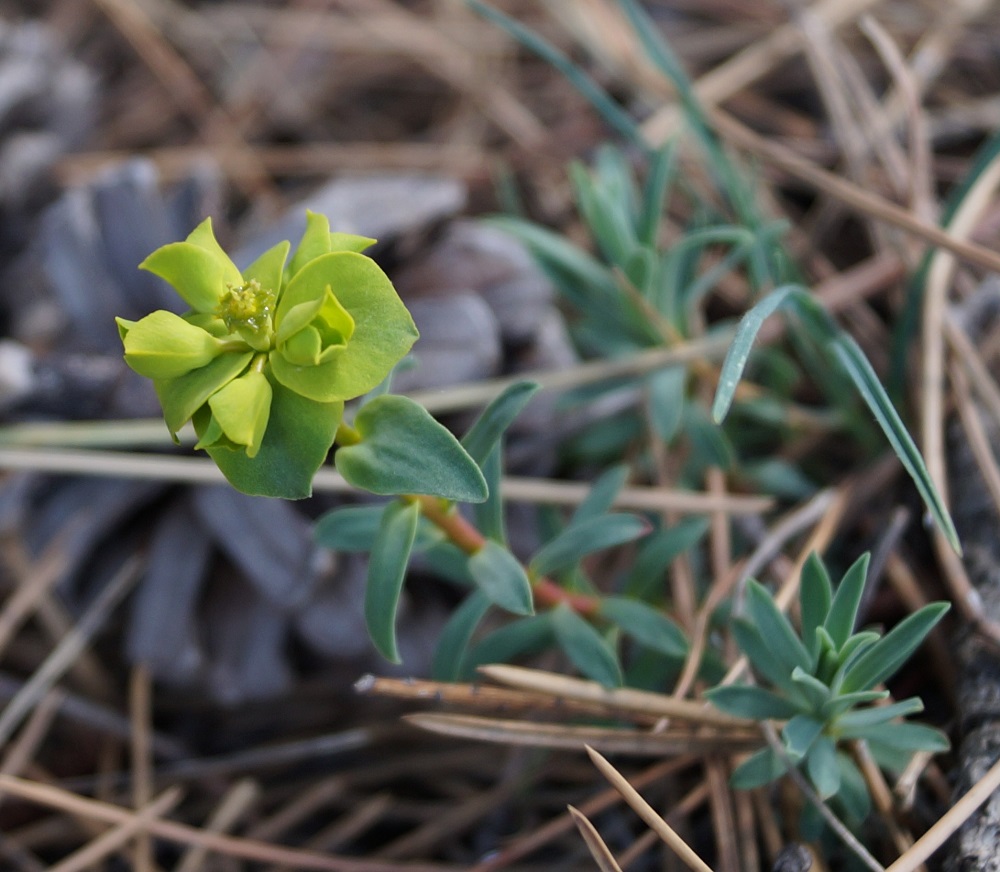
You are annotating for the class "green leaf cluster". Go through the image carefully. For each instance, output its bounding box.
[707,552,949,819]
[118,213,418,498]
[314,386,695,678]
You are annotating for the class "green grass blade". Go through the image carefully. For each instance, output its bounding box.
[830,335,960,553]
[467,0,646,149]
[712,284,799,422]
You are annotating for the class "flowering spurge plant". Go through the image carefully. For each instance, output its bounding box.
[117,212,489,503]
[706,552,949,822]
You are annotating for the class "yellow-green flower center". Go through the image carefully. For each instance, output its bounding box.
[217,280,276,338]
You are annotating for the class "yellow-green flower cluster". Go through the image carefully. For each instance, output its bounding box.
[117,213,418,492]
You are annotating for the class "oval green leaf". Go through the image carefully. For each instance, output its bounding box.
[468,540,534,616]
[551,603,622,687]
[529,514,650,578]
[600,596,687,658]
[431,591,492,681]
[336,395,488,502]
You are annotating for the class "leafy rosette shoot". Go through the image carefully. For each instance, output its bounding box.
[117,212,419,498]
[706,552,949,821]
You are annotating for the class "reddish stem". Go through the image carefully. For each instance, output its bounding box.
[413,495,601,618]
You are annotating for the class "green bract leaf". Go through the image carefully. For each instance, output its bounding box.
[154,352,254,436]
[529,514,650,578]
[431,591,492,681]
[461,381,539,466]
[203,373,343,499]
[365,500,420,663]
[118,312,227,379]
[824,553,870,649]
[140,239,242,314]
[336,395,488,502]
[468,540,534,615]
[705,685,801,720]
[551,604,623,687]
[599,597,688,658]
[272,252,418,402]
[288,210,334,277]
[242,241,289,295]
[195,368,272,458]
[840,602,949,694]
[329,232,378,253]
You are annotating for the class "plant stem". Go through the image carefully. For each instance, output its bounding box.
[412,494,600,617]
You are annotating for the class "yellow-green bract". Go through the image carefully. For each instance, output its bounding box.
[117,212,419,498]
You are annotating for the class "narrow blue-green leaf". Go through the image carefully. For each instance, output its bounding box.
[314,505,443,554]
[731,619,801,698]
[637,141,677,248]
[624,518,710,599]
[365,501,420,663]
[745,580,811,676]
[467,0,646,149]
[806,737,840,798]
[336,395,488,503]
[685,404,735,471]
[473,446,505,542]
[551,604,623,687]
[461,381,539,466]
[819,690,887,720]
[800,552,832,660]
[468,540,534,616]
[841,602,949,694]
[824,553,870,649]
[790,667,831,712]
[712,285,799,423]
[838,721,949,752]
[831,335,960,554]
[314,505,386,552]
[615,0,759,227]
[431,591,492,681]
[828,631,881,690]
[571,465,630,524]
[600,597,688,658]
[647,366,687,444]
[833,697,923,732]
[835,755,871,824]
[464,614,554,672]
[705,685,801,720]
[782,715,824,759]
[529,514,650,578]
[730,747,788,790]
